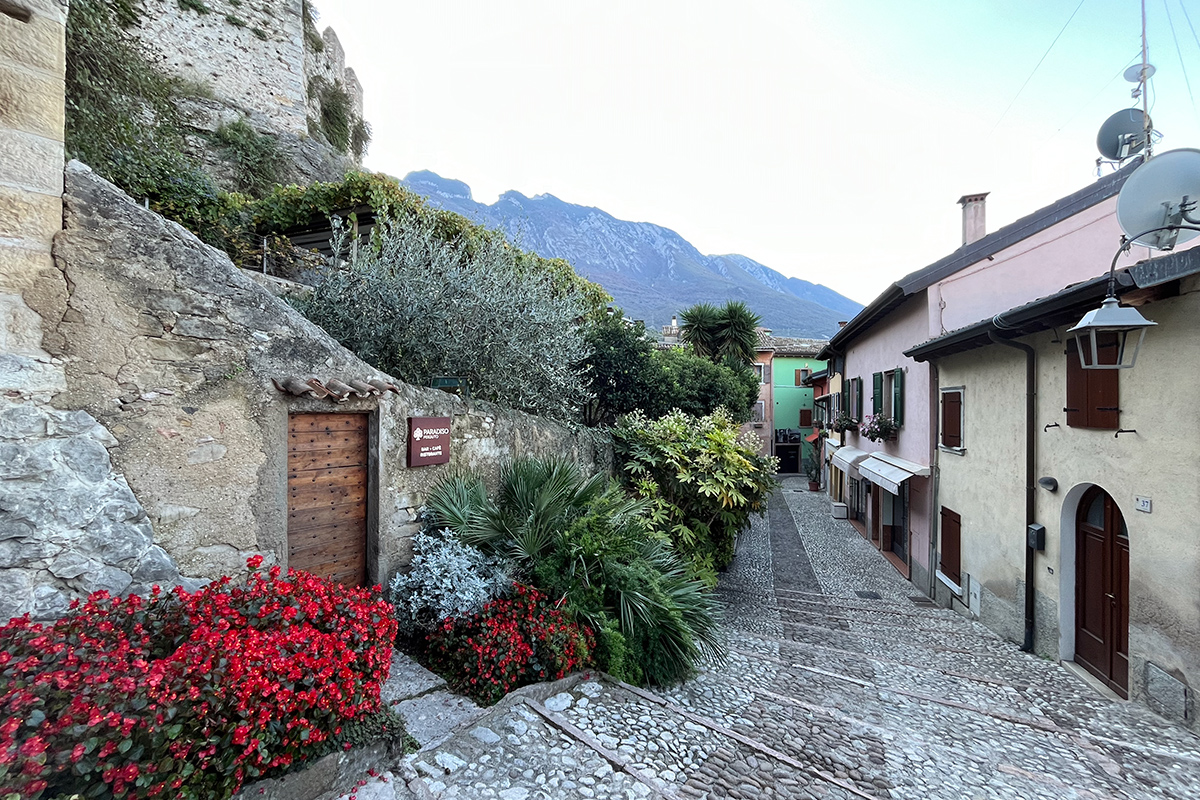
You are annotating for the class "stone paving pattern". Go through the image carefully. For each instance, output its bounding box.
[344,477,1200,800]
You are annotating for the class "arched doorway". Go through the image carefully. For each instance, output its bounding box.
[1075,486,1129,698]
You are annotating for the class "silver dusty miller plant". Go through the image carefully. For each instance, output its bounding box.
[294,215,594,422]
[388,528,511,636]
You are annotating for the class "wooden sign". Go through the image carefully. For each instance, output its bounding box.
[407,416,451,467]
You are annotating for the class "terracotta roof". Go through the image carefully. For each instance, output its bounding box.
[763,336,828,357]
[271,377,400,403]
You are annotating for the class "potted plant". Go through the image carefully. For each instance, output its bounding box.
[860,413,899,442]
[804,457,822,492]
[832,411,856,433]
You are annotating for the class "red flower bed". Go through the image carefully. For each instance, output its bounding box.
[0,560,397,800]
[426,583,592,705]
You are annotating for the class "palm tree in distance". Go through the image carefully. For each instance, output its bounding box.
[680,300,762,366]
[679,302,722,360]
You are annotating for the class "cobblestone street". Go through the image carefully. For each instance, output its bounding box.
[356,479,1200,800]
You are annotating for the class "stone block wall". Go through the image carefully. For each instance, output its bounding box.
[1,0,193,621]
[133,0,362,142]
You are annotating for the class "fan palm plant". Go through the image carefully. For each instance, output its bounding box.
[680,302,722,360]
[424,457,726,686]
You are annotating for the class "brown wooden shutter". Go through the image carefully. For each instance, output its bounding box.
[940,507,962,586]
[942,390,962,448]
[1066,336,1119,429]
[1065,339,1087,428]
[1091,334,1120,429]
[800,408,813,427]
[795,369,804,385]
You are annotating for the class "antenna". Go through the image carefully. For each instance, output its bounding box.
[1115,148,1200,250]
[1096,108,1151,160]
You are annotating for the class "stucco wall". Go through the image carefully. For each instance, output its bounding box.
[27,162,607,601]
[935,284,1200,726]
[930,196,1200,338]
[840,295,934,576]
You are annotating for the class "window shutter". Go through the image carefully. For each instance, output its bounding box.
[942,390,962,448]
[892,369,904,425]
[1064,339,1087,428]
[1091,334,1120,429]
[855,377,864,420]
[795,369,803,385]
[939,507,962,586]
[800,408,813,427]
[763,364,772,386]
[872,372,883,414]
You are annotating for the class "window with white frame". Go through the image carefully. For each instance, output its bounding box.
[751,400,766,422]
[753,364,765,383]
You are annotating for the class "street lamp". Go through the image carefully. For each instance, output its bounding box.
[1067,224,1199,370]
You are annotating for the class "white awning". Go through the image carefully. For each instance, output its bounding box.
[824,441,840,462]
[830,445,870,477]
[858,453,930,495]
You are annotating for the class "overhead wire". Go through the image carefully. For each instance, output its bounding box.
[1162,0,1197,113]
[1179,0,1200,51]
[989,0,1089,135]
[1050,51,1142,137]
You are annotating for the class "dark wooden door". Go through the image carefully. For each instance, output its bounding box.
[1075,486,1129,697]
[777,444,800,474]
[287,414,369,587]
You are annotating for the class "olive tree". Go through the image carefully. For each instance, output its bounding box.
[296,216,593,421]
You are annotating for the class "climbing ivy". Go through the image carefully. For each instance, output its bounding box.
[212,119,287,197]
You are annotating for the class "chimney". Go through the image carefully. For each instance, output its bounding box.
[671,315,677,326]
[958,193,989,246]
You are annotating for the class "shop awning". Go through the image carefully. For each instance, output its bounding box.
[830,445,870,477]
[804,432,820,443]
[858,453,930,495]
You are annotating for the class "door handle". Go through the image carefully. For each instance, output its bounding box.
[1105,593,1116,600]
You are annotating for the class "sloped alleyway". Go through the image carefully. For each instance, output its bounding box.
[319,478,1200,800]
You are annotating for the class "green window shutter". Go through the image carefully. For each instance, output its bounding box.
[872,372,883,414]
[893,369,904,425]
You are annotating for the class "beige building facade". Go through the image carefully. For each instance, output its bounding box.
[908,250,1200,729]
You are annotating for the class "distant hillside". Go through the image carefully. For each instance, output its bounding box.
[402,171,862,337]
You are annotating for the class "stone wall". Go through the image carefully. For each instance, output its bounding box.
[40,161,607,590]
[0,0,193,620]
[132,0,359,140]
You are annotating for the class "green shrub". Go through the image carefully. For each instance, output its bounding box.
[292,215,595,421]
[582,312,759,425]
[614,408,778,585]
[426,459,725,687]
[213,118,288,197]
[656,348,760,422]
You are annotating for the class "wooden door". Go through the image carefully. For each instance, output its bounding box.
[1075,487,1129,697]
[287,414,369,587]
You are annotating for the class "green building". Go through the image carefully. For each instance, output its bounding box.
[765,339,826,474]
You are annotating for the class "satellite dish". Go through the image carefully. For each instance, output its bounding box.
[1096,108,1151,160]
[1124,63,1156,83]
[1116,148,1200,250]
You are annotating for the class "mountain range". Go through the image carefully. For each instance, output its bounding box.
[401,171,863,338]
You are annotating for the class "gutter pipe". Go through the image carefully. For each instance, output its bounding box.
[987,328,1036,652]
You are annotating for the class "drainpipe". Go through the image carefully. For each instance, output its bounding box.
[987,330,1036,652]
[928,363,941,600]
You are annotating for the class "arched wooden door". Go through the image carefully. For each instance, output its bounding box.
[1075,486,1129,698]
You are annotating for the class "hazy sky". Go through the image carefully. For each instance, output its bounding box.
[313,1,1200,305]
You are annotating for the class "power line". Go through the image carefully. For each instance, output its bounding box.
[1179,0,1200,52]
[1162,0,1197,111]
[989,0,1089,135]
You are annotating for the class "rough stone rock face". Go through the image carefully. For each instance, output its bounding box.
[0,399,191,621]
[44,161,607,590]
